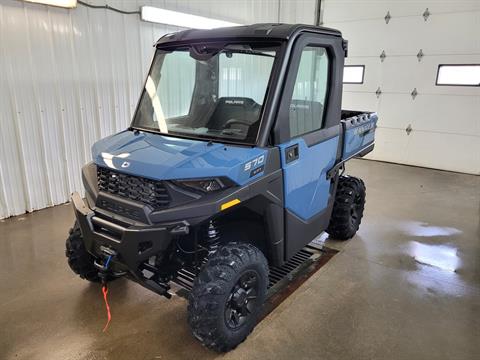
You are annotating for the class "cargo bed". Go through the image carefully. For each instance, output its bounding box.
[327,110,378,178]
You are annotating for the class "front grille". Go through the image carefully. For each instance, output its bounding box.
[97,167,170,209]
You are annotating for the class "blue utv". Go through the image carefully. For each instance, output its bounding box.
[66,23,377,352]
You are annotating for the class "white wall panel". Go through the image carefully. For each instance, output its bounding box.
[279,0,316,25]
[26,4,71,205]
[324,0,480,175]
[0,6,28,218]
[0,0,315,219]
[2,1,52,212]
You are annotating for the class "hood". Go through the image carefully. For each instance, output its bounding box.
[92,130,268,185]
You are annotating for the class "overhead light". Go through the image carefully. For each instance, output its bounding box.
[23,0,77,8]
[141,6,241,29]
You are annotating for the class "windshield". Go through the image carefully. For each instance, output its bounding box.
[131,42,279,144]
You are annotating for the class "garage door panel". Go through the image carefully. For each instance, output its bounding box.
[380,57,423,93]
[373,93,479,137]
[421,12,480,54]
[376,94,415,130]
[405,132,479,174]
[323,1,426,24]
[367,127,409,164]
[327,6,480,56]
[345,56,381,93]
[423,2,480,13]
[411,95,480,136]
[324,0,480,24]
[339,20,388,56]
[342,91,379,112]
[384,12,480,55]
[416,55,480,96]
[382,17,432,55]
[380,55,480,95]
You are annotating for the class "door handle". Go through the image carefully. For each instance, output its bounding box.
[285,144,299,163]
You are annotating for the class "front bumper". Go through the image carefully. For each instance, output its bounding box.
[71,192,188,276]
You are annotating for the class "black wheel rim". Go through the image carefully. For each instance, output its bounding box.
[224,270,259,330]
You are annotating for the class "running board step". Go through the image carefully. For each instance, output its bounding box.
[172,245,325,295]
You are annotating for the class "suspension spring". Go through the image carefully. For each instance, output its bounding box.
[205,219,220,253]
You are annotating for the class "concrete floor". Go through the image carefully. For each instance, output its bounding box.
[0,159,479,360]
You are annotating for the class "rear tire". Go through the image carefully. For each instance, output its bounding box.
[188,243,269,352]
[65,222,100,282]
[327,176,366,240]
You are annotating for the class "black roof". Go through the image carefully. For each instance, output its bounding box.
[155,23,342,47]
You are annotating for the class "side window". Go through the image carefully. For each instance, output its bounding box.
[289,46,329,138]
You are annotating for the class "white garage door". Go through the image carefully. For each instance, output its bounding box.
[323,0,480,175]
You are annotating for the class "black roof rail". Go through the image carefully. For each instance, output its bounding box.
[154,23,342,47]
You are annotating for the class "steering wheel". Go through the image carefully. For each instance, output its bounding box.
[223,119,251,129]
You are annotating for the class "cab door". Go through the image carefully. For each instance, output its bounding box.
[273,34,345,259]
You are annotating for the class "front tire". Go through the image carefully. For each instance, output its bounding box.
[188,243,269,352]
[327,176,366,240]
[65,222,100,282]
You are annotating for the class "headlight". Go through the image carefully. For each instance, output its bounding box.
[174,177,232,193]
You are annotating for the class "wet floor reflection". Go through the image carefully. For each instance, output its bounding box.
[402,221,462,238]
[408,241,460,272]
[404,263,469,297]
[401,225,471,297]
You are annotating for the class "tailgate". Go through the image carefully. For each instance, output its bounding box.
[342,112,378,159]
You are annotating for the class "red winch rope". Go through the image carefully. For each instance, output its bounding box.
[102,285,112,332]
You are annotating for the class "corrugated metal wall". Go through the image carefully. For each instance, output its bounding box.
[0,0,316,219]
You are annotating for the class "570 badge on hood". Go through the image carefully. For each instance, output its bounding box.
[244,155,266,177]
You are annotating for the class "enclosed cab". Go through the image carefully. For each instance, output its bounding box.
[66,23,377,352]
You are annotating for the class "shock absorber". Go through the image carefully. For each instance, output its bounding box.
[205,219,220,253]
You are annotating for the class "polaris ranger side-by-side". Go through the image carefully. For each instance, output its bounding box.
[67,24,377,351]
